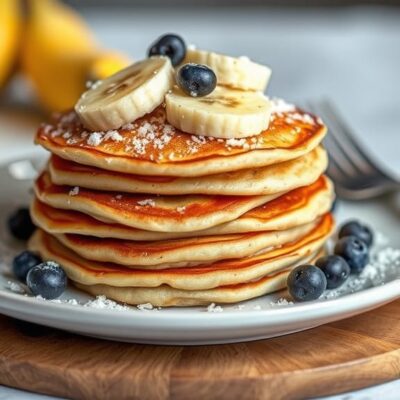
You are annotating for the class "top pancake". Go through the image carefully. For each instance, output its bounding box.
[36,103,326,177]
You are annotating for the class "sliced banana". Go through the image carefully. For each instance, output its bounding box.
[75,56,173,131]
[166,85,272,139]
[183,49,271,91]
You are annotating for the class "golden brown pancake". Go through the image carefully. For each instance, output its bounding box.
[47,146,328,196]
[74,271,289,307]
[75,248,326,307]
[29,215,332,291]
[34,171,280,232]
[54,218,321,267]
[36,105,326,177]
[31,176,334,240]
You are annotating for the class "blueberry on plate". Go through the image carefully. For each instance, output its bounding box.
[148,33,186,66]
[26,261,67,300]
[315,255,350,289]
[287,265,327,302]
[12,251,42,283]
[7,207,36,240]
[177,63,217,97]
[334,235,369,273]
[338,220,373,247]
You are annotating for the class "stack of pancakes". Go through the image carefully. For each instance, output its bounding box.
[29,102,334,307]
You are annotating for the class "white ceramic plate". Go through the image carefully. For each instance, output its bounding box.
[0,157,399,345]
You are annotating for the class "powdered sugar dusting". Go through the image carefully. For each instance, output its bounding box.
[269,298,294,307]
[34,295,161,311]
[87,132,103,146]
[7,281,25,294]
[207,303,224,313]
[137,199,156,207]
[36,295,80,306]
[322,232,400,299]
[69,186,79,196]
[137,303,154,311]
[41,102,320,163]
[84,295,129,310]
[104,130,123,142]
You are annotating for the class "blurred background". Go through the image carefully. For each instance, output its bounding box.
[0,0,399,175]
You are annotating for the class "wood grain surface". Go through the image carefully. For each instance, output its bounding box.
[1,300,400,400]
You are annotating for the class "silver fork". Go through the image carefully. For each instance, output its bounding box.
[306,100,399,200]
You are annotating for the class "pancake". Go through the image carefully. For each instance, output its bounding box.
[48,146,328,196]
[36,104,326,177]
[75,247,325,307]
[75,270,288,307]
[28,215,332,290]
[35,171,279,232]
[31,176,334,240]
[31,236,328,308]
[54,218,321,267]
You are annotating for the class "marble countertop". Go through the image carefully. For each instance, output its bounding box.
[0,4,399,399]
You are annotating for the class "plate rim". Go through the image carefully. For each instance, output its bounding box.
[0,278,399,328]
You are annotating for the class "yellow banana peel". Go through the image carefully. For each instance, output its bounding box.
[0,0,23,89]
[88,51,132,83]
[21,0,131,112]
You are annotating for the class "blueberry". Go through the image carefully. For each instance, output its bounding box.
[334,236,369,273]
[338,220,373,247]
[287,265,327,302]
[7,207,36,240]
[148,34,186,66]
[12,251,42,283]
[177,63,217,97]
[26,261,67,300]
[316,255,350,289]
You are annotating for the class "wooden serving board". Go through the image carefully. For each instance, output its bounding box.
[0,300,400,400]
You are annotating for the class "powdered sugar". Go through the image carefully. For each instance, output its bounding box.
[86,130,123,147]
[35,295,128,310]
[87,132,103,146]
[269,298,294,307]
[84,295,129,310]
[225,138,249,149]
[34,295,158,311]
[7,281,25,294]
[207,303,223,313]
[137,303,154,311]
[137,199,156,207]
[104,130,123,142]
[36,295,80,306]
[128,118,175,157]
[69,186,79,196]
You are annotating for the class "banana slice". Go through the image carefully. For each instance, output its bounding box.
[183,49,271,91]
[166,85,272,139]
[75,56,173,131]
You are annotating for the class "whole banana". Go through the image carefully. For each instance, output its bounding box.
[21,0,131,112]
[0,0,22,90]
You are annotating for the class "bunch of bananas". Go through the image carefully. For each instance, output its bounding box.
[0,0,131,112]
